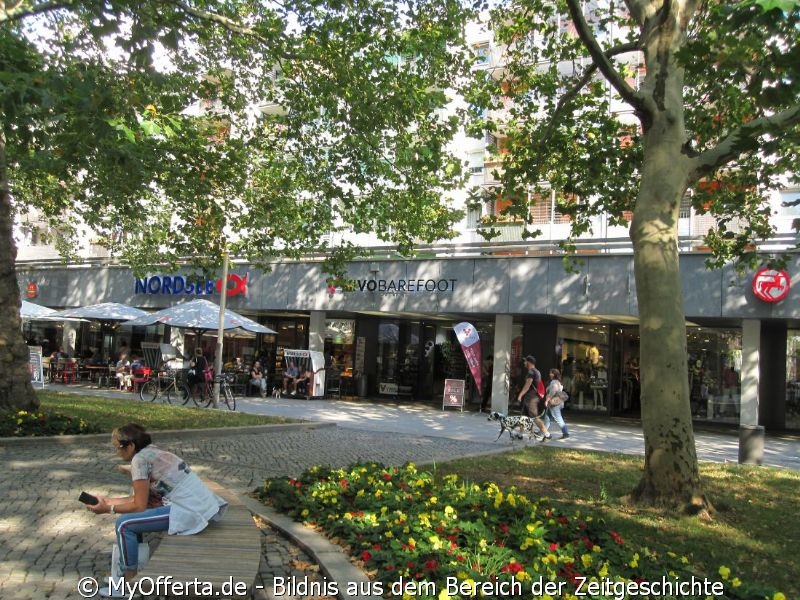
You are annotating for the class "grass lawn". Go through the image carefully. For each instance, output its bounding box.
[36,390,297,432]
[432,446,799,597]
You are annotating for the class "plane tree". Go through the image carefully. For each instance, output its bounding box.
[467,0,800,509]
[0,0,472,410]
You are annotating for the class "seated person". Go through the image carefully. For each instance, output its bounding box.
[116,353,131,390]
[294,368,314,397]
[283,361,300,393]
[249,360,268,397]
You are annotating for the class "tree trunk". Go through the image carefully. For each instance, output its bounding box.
[0,131,40,411]
[628,28,709,509]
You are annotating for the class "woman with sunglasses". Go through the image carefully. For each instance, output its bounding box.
[86,423,227,590]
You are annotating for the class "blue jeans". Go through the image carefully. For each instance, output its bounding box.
[250,378,267,393]
[544,404,568,434]
[115,506,171,571]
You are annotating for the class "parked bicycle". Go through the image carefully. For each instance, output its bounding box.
[139,369,191,405]
[196,374,236,411]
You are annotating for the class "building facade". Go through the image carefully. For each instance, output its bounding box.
[18,247,800,431]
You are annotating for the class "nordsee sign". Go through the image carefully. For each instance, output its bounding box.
[355,278,456,293]
[134,274,248,297]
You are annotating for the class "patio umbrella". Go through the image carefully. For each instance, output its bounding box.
[124,299,276,334]
[51,302,149,322]
[21,300,58,319]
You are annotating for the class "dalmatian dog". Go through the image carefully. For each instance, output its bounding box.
[487,411,543,442]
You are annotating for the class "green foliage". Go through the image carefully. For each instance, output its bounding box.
[257,462,784,599]
[2,0,474,276]
[0,409,100,437]
[469,0,800,268]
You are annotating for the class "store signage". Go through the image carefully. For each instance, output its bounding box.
[752,267,790,303]
[443,379,465,410]
[26,281,39,299]
[134,273,248,297]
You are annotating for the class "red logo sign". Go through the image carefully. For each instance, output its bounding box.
[26,281,38,299]
[215,273,248,297]
[752,268,790,303]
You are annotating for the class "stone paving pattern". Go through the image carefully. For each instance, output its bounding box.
[0,426,502,600]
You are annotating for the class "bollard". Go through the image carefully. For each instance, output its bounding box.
[738,425,765,465]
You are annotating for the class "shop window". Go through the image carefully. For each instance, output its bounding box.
[787,331,800,430]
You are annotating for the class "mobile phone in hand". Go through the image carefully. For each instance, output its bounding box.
[78,491,99,506]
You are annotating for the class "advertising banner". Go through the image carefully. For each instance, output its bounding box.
[453,321,482,394]
[443,378,465,410]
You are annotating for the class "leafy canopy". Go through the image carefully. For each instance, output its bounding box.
[2,0,474,277]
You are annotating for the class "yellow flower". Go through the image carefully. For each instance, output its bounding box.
[772,594,786,600]
[301,509,309,517]
[429,535,443,550]
[461,579,477,596]
[718,566,730,580]
[731,578,741,588]
[385,531,394,538]
[494,491,503,508]
[407,537,416,549]
[507,493,517,507]
[429,496,438,505]
[515,571,531,582]
[629,552,639,569]
[438,589,451,600]
[581,554,593,568]
[598,562,609,578]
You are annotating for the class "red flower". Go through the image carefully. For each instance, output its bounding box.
[549,543,559,551]
[383,473,392,480]
[499,523,510,534]
[386,564,394,571]
[424,559,439,571]
[361,551,372,562]
[501,562,524,574]
[373,543,382,551]
[610,531,625,544]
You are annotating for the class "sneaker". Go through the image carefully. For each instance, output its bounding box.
[559,434,570,440]
[531,432,543,442]
[540,434,552,442]
[99,581,127,598]
[290,391,296,396]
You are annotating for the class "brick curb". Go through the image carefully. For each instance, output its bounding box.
[239,494,374,600]
[0,421,335,446]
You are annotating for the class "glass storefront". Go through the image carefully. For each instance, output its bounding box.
[557,323,610,412]
[787,331,800,429]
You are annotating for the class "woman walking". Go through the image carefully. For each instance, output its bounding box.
[544,368,570,440]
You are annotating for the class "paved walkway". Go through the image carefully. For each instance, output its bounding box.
[1,387,798,599]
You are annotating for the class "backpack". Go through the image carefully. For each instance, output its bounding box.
[536,373,545,399]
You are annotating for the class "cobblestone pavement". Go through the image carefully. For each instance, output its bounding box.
[0,425,504,600]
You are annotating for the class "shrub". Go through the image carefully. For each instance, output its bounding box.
[0,409,100,437]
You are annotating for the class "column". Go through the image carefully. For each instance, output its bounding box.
[492,314,513,414]
[62,322,78,357]
[741,319,760,426]
[309,311,326,353]
[170,328,186,368]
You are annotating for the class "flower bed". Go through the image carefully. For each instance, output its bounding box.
[0,409,99,437]
[256,462,783,600]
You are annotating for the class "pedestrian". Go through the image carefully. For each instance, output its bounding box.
[84,423,227,596]
[516,355,551,441]
[544,368,570,440]
[188,348,208,401]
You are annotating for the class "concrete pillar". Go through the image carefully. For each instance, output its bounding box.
[492,314,513,414]
[309,311,326,353]
[741,319,760,426]
[740,319,764,465]
[170,328,186,368]
[62,322,78,356]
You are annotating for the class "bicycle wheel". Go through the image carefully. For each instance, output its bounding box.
[181,384,196,406]
[201,382,214,408]
[223,384,236,411]
[140,380,159,402]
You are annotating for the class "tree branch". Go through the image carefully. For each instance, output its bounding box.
[551,42,641,125]
[691,104,800,179]
[1,0,77,24]
[564,0,646,115]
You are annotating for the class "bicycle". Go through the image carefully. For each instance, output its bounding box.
[198,374,236,411]
[139,369,191,405]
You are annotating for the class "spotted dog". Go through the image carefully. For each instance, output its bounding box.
[487,411,542,442]
[271,385,283,398]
